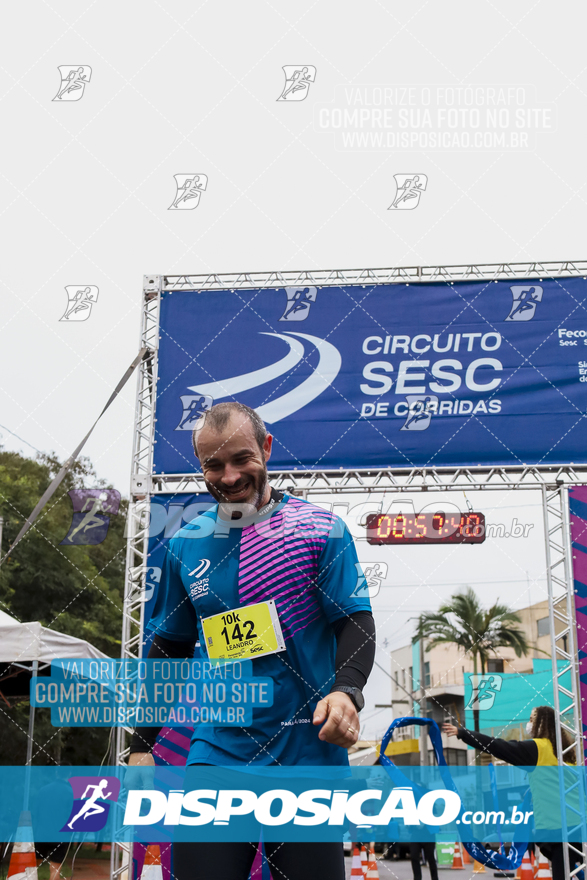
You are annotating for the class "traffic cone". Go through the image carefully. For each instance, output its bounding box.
[518,850,533,880]
[365,843,379,879]
[452,841,465,869]
[360,844,368,876]
[351,846,364,878]
[463,846,471,865]
[140,845,163,880]
[534,853,552,879]
[7,812,37,880]
[472,859,486,874]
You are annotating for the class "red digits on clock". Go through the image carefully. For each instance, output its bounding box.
[416,514,427,538]
[377,515,392,539]
[393,515,406,538]
[432,513,444,533]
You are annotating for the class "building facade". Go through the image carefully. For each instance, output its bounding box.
[386,599,552,765]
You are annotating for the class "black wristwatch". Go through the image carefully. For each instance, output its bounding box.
[330,686,365,712]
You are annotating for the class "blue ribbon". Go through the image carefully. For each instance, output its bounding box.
[380,717,529,870]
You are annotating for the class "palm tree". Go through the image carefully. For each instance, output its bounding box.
[413,587,530,738]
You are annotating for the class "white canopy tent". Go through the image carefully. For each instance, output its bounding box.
[0,609,107,662]
[0,609,108,766]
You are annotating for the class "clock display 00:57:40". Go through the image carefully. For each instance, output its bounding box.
[365,512,486,544]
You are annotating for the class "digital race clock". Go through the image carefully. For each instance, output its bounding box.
[365,511,486,545]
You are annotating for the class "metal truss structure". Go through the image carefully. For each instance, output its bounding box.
[113,264,587,880]
[161,259,587,291]
[542,485,587,876]
[149,464,587,496]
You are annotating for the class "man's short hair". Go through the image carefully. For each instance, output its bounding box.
[192,402,267,459]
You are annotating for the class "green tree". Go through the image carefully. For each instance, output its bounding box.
[413,587,530,741]
[0,450,126,765]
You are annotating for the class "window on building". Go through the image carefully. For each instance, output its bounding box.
[408,666,413,691]
[424,661,431,688]
[487,659,504,673]
[537,617,550,637]
[445,748,468,766]
[401,668,406,688]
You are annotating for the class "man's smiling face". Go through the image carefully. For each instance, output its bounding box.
[195,412,273,511]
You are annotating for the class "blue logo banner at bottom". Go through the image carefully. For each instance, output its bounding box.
[3,765,587,844]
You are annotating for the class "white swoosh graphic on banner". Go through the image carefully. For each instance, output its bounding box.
[255,333,341,423]
[187,333,305,398]
[188,332,341,423]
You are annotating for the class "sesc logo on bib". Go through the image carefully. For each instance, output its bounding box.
[201,600,286,662]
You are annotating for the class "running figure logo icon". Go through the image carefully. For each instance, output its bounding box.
[169,174,208,210]
[279,287,317,322]
[352,562,388,598]
[388,174,428,210]
[176,394,214,431]
[276,66,316,102]
[505,285,544,321]
[52,66,92,101]
[466,673,503,711]
[401,395,438,431]
[61,776,120,831]
[60,489,121,545]
[59,286,99,322]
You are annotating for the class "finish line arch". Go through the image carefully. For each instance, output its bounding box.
[116,263,587,879]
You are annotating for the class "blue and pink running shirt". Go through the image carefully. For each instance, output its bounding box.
[147,491,372,766]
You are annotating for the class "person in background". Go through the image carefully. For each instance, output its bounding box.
[443,705,581,880]
[409,841,438,880]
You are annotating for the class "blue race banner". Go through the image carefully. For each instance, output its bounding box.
[154,278,587,471]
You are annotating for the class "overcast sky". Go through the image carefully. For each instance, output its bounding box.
[1,1,584,489]
[1,1,583,741]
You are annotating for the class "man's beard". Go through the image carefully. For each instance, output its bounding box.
[207,468,268,517]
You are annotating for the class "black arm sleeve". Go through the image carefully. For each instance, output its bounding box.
[330,611,376,691]
[128,634,195,755]
[457,727,538,766]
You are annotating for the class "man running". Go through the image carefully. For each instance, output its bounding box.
[128,401,376,880]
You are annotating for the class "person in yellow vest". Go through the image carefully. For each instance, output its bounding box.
[443,706,582,880]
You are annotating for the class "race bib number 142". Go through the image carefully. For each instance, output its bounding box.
[201,600,286,662]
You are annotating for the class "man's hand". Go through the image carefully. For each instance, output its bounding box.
[313,692,360,748]
[124,752,156,791]
[442,723,459,737]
